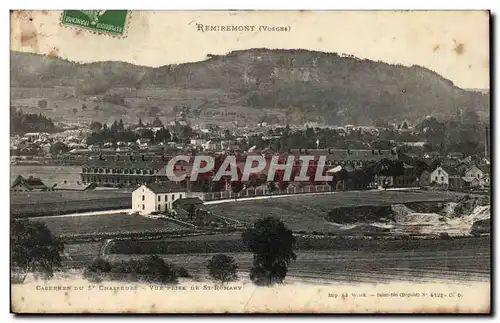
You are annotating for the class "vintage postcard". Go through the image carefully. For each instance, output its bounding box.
[9,10,491,314]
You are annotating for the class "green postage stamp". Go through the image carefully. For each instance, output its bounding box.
[61,10,129,36]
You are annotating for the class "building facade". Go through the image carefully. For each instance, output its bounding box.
[132,184,187,215]
[11,175,49,192]
[430,166,449,187]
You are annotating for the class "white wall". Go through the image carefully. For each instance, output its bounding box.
[465,166,483,180]
[155,192,186,212]
[430,167,449,186]
[132,186,187,215]
[131,185,156,215]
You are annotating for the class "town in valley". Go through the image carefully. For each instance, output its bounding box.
[10,42,491,310]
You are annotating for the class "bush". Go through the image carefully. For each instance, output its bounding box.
[175,266,192,278]
[206,254,238,284]
[86,258,113,273]
[83,255,179,284]
[11,219,64,283]
[83,258,112,283]
[439,232,452,240]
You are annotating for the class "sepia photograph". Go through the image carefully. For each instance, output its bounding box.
[9,10,491,314]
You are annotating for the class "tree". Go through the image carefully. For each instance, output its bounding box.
[155,127,171,143]
[50,142,69,155]
[139,128,155,141]
[224,129,234,140]
[110,120,119,132]
[72,108,78,115]
[147,106,161,117]
[82,104,87,111]
[401,121,408,130]
[10,109,58,135]
[152,116,163,127]
[11,219,64,283]
[37,99,48,109]
[206,254,238,284]
[118,119,125,131]
[242,217,296,286]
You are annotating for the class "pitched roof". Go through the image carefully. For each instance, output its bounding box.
[431,165,458,176]
[478,164,490,174]
[462,177,480,183]
[86,159,168,169]
[441,165,460,176]
[143,183,186,194]
[11,175,48,190]
[173,197,204,207]
[53,182,96,191]
[288,149,398,162]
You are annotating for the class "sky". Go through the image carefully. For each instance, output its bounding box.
[10,10,490,89]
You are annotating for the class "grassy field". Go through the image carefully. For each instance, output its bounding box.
[10,165,82,187]
[11,165,131,217]
[107,233,489,255]
[10,190,129,204]
[205,190,459,233]
[31,213,190,238]
[104,237,490,284]
[11,191,131,217]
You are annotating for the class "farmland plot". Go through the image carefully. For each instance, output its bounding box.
[32,213,190,237]
[205,190,459,233]
[105,237,490,284]
[11,188,131,217]
[11,165,82,187]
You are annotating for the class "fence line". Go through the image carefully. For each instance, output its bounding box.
[197,185,334,202]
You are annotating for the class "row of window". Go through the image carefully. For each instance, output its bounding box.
[82,176,154,185]
[157,203,172,211]
[141,194,183,201]
[82,168,158,175]
[82,161,383,175]
[158,194,182,201]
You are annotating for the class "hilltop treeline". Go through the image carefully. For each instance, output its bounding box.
[10,49,489,125]
[10,107,59,135]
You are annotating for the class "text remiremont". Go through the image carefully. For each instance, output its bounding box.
[196,24,291,32]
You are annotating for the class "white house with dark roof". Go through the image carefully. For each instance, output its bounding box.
[463,165,490,188]
[430,166,449,187]
[132,183,187,215]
